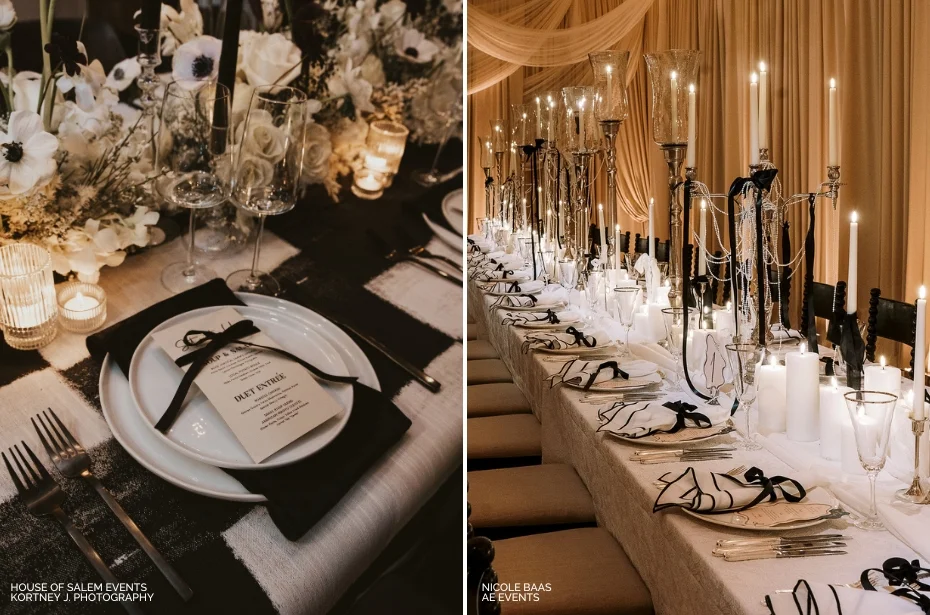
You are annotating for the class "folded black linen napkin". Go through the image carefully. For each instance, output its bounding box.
[87,279,412,540]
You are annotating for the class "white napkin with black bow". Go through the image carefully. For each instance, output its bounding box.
[771,324,803,341]
[548,359,661,389]
[469,252,523,270]
[492,286,568,309]
[596,398,729,437]
[654,466,808,513]
[472,267,532,283]
[500,309,578,326]
[521,326,608,353]
[485,280,545,295]
[766,579,926,615]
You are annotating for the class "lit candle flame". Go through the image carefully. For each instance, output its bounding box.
[920,285,927,300]
[880,355,886,369]
[759,61,767,73]
[689,83,695,93]
[830,78,836,89]
[769,355,777,367]
[615,223,620,231]
[851,211,858,223]
[800,341,807,355]
[670,71,677,80]
[701,198,706,211]
[831,376,838,390]
[750,72,758,84]
[606,64,612,75]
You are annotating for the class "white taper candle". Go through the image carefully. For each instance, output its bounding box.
[847,211,858,314]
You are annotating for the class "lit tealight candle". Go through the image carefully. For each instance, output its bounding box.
[63,292,100,314]
[57,281,107,333]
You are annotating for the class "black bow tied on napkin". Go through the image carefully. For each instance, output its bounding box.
[662,400,711,433]
[733,466,807,512]
[156,319,358,433]
[583,361,629,390]
[860,558,930,614]
[543,309,560,324]
[565,326,597,348]
[507,281,522,293]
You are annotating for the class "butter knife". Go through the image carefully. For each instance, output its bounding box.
[716,534,849,548]
[724,548,847,562]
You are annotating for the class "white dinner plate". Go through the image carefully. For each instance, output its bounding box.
[128,304,354,469]
[100,293,380,501]
[607,423,734,446]
[442,188,464,235]
[681,488,838,532]
[423,213,461,251]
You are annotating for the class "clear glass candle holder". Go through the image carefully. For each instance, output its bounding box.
[367,120,409,187]
[57,282,107,333]
[644,50,701,145]
[351,167,388,200]
[0,243,59,350]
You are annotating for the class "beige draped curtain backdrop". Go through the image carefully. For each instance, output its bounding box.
[467,0,930,366]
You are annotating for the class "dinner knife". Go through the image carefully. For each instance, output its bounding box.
[716,534,849,548]
[304,309,441,393]
[634,447,736,457]
[723,548,847,562]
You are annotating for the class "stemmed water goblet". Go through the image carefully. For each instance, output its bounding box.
[226,85,309,295]
[585,267,605,323]
[559,259,578,291]
[724,343,766,450]
[613,287,640,360]
[844,390,898,530]
[154,81,232,293]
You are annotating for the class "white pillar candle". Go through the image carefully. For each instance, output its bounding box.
[915,286,927,419]
[598,203,607,262]
[758,62,768,150]
[698,199,707,275]
[670,71,679,142]
[819,377,852,461]
[547,99,555,142]
[864,356,902,399]
[648,198,655,259]
[749,73,759,165]
[686,83,696,167]
[648,303,666,342]
[633,306,654,342]
[757,355,787,434]
[655,280,671,306]
[828,78,838,167]
[535,97,542,138]
[785,342,821,441]
[847,211,858,314]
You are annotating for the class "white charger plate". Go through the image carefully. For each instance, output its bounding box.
[442,188,464,235]
[100,293,380,501]
[681,488,838,532]
[423,213,461,251]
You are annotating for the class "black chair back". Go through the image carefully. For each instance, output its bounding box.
[866,288,917,372]
[655,239,670,263]
[634,234,647,255]
[467,499,500,615]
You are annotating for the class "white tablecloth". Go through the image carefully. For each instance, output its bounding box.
[469,282,927,615]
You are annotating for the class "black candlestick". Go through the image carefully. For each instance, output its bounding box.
[217,0,242,103]
[140,0,161,31]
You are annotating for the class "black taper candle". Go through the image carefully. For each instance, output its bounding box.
[214,0,242,153]
[680,178,711,401]
[726,181,742,340]
[140,0,161,31]
[780,220,791,328]
[754,186,765,347]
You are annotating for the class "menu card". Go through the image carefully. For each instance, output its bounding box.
[151,307,344,463]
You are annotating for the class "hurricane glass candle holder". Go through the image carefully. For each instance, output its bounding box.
[366,120,409,187]
[644,50,700,146]
[0,243,59,350]
[57,282,108,333]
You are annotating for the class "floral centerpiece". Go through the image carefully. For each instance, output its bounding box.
[0,0,461,282]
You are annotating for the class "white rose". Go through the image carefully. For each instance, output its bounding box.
[301,122,331,185]
[358,55,385,88]
[231,81,255,125]
[235,155,275,193]
[0,0,17,31]
[237,110,287,164]
[240,33,301,87]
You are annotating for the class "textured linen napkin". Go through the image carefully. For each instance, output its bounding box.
[654,466,807,513]
[596,397,728,437]
[87,279,411,540]
[484,279,544,295]
[500,309,578,326]
[521,326,608,353]
[491,286,568,309]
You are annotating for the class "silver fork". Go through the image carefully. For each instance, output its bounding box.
[33,408,193,601]
[2,442,145,615]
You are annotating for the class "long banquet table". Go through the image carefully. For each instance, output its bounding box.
[468,279,928,615]
[0,162,463,615]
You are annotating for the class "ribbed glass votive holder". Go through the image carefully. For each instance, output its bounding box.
[57,282,108,333]
[0,243,59,350]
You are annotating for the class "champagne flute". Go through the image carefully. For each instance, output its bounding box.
[412,73,463,186]
[226,86,309,296]
[724,343,765,450]
[154,80,232,293]
[844,390,897,530]
[613,287,640,359]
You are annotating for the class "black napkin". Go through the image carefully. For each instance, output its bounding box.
[87,279,412,540]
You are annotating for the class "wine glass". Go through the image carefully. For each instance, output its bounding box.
[559,259,578,291]
[226,85,309,295]
[613,287,640,359]
[844,390,897,530]
[724,343,766,450]
[585,269,605,319]
[154,80,232,293]
[412,72,463,186]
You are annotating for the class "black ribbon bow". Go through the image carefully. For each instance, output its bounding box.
[506,281,522,293]
[519,293,538,305]
[662,400,711,433]
[860,558,930,613]
[728,466,807,512]
[543,309,560,324]
[484,175,493,188]
[156,319,358,433]
[565,326,597,348]
[583,361,629,390]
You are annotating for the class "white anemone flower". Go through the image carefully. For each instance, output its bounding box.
[327,59,374,113]
[0,110,58,198]
[172,36,221,89]
[106,57,142,92]
[394,28,440,64]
